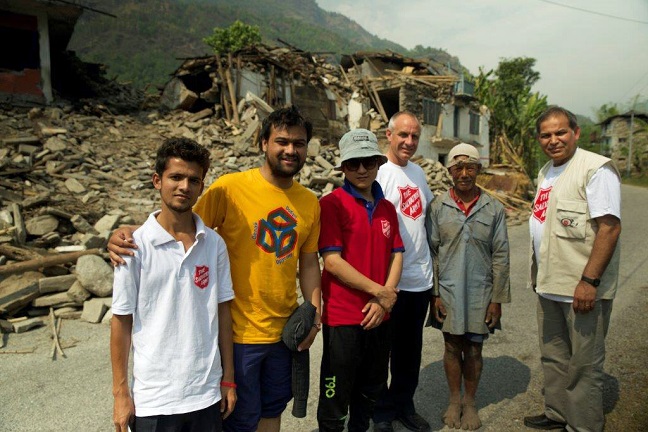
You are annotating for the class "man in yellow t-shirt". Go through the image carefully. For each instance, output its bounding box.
[109,106,321,432]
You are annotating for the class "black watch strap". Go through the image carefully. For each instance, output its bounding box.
[581,275,600,287]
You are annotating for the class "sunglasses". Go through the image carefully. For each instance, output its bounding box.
[343,157,380,171]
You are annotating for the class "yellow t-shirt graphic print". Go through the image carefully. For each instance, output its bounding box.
[194,168,320,344]
[253,206,299,263]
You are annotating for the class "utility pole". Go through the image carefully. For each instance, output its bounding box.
[627,110,634,177]
[626,95,639,177]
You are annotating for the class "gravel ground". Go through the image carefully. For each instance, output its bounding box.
[1,185,646,432]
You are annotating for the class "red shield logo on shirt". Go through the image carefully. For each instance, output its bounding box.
[532,187,552,223]
[398,186,423,220]
[194,265,209,289]
[381,220,391,238]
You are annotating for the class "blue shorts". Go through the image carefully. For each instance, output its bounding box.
[223,342,292,432]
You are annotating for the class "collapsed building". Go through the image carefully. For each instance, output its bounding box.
[0,0,142,110]
[161,43,352,142]
[160,45,491,167]
[0,0,86,104]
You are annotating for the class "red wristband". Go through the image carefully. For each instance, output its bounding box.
[221,381,237,389]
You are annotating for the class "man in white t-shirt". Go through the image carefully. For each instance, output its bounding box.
[524,106,621,432]
[373,112,434,432]
[111,138,236,432]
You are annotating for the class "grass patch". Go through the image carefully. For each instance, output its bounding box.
[622,175,648,188]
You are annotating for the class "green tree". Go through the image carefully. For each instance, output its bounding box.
[203,20,262,54]
[595,103,620,123]
[475,57,548,176]
[575,115,598,153]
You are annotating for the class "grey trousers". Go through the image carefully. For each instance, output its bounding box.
[536,296,613,432]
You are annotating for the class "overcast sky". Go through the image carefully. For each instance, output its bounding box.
[317,0,648,119]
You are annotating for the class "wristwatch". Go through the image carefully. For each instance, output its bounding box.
[581,275,600,287]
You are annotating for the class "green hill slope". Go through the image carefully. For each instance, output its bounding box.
[68,0,458,89]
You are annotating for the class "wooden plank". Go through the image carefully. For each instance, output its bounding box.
[215,54,232,121]
[339,65,351,86]
[370,83,389,123]
[0,244,42,261]
[226,54,240,125]
[2,136,41,146]
[351,57,387,122]
[0,248,103,277]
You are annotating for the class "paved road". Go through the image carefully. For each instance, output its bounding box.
[1,185,646,432]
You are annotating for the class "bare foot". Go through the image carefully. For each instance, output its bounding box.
[460,402,481,430]
[443,402,462,429]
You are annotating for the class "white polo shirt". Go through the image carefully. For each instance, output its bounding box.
[112,211,234,417]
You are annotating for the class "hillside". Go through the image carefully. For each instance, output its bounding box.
[68,0,459,89]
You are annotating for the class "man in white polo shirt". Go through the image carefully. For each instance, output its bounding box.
[110,138,236,432]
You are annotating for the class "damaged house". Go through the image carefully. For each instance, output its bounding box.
[0,0,84,104]
[341,51,490,167]
[0,1,132,108]
[161,43,353,142]
[599,110,648,174]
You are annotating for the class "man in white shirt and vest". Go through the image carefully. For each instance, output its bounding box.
[524,106,621,432]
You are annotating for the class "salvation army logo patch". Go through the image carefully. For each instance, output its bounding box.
[532,187,552,223]
[194,265,209,289]
[381,220,391,238]
[398,185,423,220]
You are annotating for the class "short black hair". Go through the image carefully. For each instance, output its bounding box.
[535,105,579,134]
[154,137,211,179]
[258,105,313,150]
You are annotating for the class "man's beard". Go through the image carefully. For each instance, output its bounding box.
[268,156,304,178]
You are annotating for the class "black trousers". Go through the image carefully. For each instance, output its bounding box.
[317,322,392,432]
[373,289,431,423]
[133,401,222,432]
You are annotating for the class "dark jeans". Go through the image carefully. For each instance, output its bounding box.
[317,322,392,432]
[133,401,222,432]
[374,289,431,423]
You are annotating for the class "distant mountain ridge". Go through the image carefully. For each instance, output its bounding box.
[68,0,460,89]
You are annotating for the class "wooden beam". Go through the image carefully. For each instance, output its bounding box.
[351,57,387,122]
[226,53,240,125]
[370,83,389,123]
[215,54,232,121]
[0,249,103,277]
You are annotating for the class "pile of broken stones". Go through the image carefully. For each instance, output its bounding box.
[0,101,455,345]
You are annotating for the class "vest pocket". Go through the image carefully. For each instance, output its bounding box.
[554,199,587,239]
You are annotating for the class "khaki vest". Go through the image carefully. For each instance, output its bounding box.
[529,149,620,299]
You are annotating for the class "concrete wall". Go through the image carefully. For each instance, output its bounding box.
[0,7,51,103]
